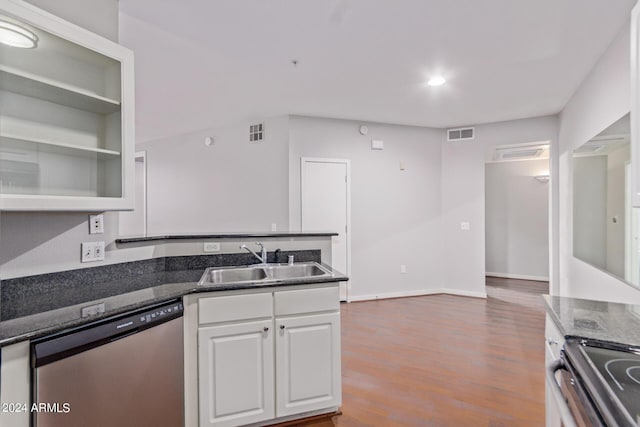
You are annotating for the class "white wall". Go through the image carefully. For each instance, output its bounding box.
[558,21,640,303]
[137,116,290,235]
[288,116,444,299]
[485,158,550,280]
[440,116,558,295]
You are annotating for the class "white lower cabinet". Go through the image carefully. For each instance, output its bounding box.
[275,312,341,417]
[188,285,341,427]
[0,341,31,427]
[544,314,566,427]
[198,319,275,427]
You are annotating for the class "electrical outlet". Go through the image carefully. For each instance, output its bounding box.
[460,222,470,231]
[204,242,220,252]
[271,223,277,231]
[89,214,104,234]
[81,241,105,262]
[81,302,105,318]
[94,241,105,261]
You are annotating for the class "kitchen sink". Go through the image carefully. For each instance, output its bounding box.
[263,263,327,279]
[198,262,332,286]
[203,267,268,284]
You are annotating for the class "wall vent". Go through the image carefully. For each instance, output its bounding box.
[447,127,474,141]
[249,122,264,142]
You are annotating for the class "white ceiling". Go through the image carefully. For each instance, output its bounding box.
[119,0,636,143]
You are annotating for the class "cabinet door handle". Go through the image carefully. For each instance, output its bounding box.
[280,324,286,330]
[547,338,558,346]
[263,327,269,332]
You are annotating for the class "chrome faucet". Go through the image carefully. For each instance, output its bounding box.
[240,242,267,264]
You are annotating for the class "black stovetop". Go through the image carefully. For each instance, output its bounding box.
[565,338,640,427]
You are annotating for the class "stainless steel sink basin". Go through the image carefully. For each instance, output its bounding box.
[198,262,332,286]
[202,267,267,284]
[263,264,327,280]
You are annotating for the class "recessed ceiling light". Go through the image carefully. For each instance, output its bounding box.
[0,21,38,48]
[426,76,446,87]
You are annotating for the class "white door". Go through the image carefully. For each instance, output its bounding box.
[275,312,341,417]
[198,320,274,427]
[301,158,350,300]
[626,163,640,285]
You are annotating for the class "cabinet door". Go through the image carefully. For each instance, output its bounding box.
[545,380,562,427]
[275,312,341,417]
[198,320,274,427]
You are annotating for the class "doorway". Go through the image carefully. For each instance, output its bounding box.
[300,157,351,301]
[485,143,550,282]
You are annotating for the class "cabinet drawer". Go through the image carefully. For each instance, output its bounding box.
[275,287,339,316]
[199,293,273,325]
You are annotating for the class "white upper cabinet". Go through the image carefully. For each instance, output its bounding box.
[0,0,134,211]
[632,1,640,207]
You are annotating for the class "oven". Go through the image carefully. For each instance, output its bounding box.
[547,338,640,427]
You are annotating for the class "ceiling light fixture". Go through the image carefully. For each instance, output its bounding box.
[0,20,38,48]
[426,76,446,87]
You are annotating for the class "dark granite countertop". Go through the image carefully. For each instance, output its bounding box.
[116,231,338,244]
[0,251,347,347]
[543,294,640,347]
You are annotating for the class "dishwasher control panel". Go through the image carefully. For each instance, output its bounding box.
[138,302,183,325]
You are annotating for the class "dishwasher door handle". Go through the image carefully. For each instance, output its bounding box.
[109,328,141,343]
[546,359,578,427]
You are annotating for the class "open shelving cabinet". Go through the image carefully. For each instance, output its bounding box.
[0,0,134,211]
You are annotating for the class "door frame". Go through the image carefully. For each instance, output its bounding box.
[300,157,352,301]
[118,150,147,237]
[135,151,147,237]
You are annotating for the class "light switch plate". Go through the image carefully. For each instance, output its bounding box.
[81,242,94,263]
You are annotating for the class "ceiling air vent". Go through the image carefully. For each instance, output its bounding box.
[492,144,549,161]
[574,135,628,156]
[447,127,474,142]
[574,142,608,155]
[249,122,264,143]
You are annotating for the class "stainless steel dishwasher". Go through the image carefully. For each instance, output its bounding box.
[31,299,184,427]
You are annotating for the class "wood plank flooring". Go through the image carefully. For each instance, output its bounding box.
[335,277,549,427]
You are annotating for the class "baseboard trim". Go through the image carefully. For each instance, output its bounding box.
[486,272,549,282]
[349,288,487,302]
